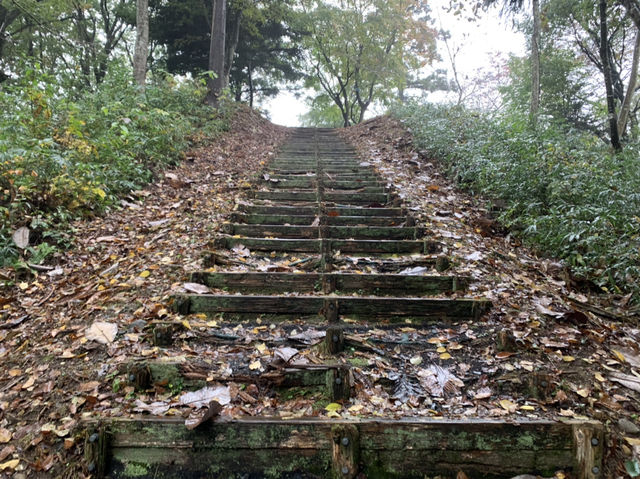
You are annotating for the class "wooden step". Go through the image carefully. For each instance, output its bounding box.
[214,237,440,254]
[223,224,424,240]
[121,361,350,401]
[238,205,406,217]
[83,418,603,479]
[190,272,468,295]
[230,214,408,227]
[254,191,391,204]
[173,294,491,322]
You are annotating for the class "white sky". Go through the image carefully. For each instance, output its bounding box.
[264,0,526,127]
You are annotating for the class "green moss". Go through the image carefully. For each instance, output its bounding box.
[123,462,149,477]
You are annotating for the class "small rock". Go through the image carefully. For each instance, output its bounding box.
[129,320,147,332]
[619,417,640,434]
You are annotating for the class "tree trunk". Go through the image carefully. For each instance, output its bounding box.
[206,0,227,107]
[618,28,640,137]
[599,0,623,151]
[133,0,149,91]
[530,0,541,127]
[621,0,640,30]
[224,10,241,89]
[248,61,254,108]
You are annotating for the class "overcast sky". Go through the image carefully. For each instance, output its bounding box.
[264,0,526,127]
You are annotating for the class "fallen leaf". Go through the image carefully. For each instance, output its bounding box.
[182,283,210,295]
[273,347,298,363]
[325,403,342,412]
[409,355,422,366]
[85,322,118,344]
[612,349,626,363]
[249,360,261,370]
[0,459,19,471]
[139,270,151,278]
[625,437,640,446]
[0,429,11,444]
[179,386,230,409]
[499,399,517,413]
[12,227,29,249]
[133,399,170,416]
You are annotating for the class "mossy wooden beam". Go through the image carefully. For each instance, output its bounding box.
[83,418,603,479]
[120,360,349,399]
[238,205,405,217]
[230,214,407,227]
[189,272,469,296]
[214,237,439,254]
[172,294,491,321]
[223,224,424,240]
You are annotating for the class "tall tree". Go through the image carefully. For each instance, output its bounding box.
[206,0,226,106]
[133,0,149,91]
[483,0,541,126]
[620,0,640,29]
[618,27,640,136]
[150,0,304,105]
[599,0,623,150]
[302,0,438,126]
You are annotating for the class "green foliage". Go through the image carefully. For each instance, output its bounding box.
[302,0,438,126]
[0,63,228,266]
[394,102,640,300]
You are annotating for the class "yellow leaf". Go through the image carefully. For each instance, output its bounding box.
[499,399,516,412]
[181,320,191,330]
[562,356,575,362]
[93,187,106,199]
[575,388,590,398]
[325,403,342,412]
[348,404,364,413]
[8,369,21,377]
[436,346,447,353]
[439,352,452,360]
[624,437,640,446]
[520,405,535,411]
[326,410,341,418]
[18,282,28,290]
[594,372,605,382]
[255,343,267,354]
[195,313,207,320]
[0,459,19,471]
[206,320,218,327]
[139,270,151,278]
[612,349,626,363]
[249,360,261,370]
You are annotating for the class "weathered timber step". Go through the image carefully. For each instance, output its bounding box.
[173,294,491,322]
[214,237,441,254]
[254,191,392,204]
[222,224,425,240]
[270,180,384,189]
[239,205,406,217]
[230,213,409,227]
[84,418,603,479]
[121,361,351,401]
[267,169,378,176]
[190,272,468,295]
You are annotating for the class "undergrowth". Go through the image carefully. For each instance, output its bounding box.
[394,103,640,302]
[0,64,229,268]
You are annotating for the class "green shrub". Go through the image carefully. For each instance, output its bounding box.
[393,102,640,300]
[0,63,228,267]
